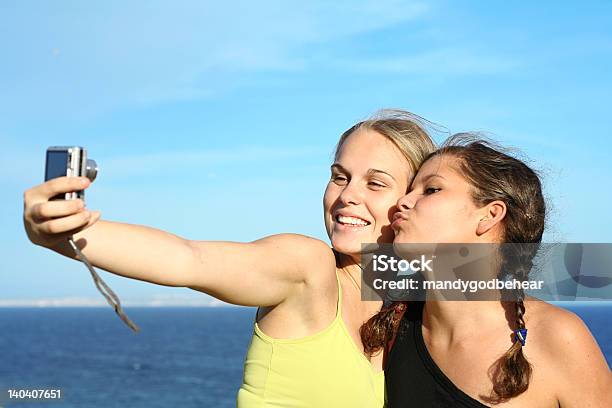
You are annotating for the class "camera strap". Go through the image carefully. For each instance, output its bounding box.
[67,237,140,332]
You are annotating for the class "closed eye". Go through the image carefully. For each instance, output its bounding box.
[331,174,348,185]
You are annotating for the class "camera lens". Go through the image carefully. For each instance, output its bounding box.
[86,159,98,181]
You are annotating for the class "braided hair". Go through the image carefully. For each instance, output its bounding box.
[360,134,546,402]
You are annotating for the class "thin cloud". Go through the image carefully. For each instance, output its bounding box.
[0,0,430,118]
[98,145,327,178]
[0,144,327,184]
[331,48,521,76]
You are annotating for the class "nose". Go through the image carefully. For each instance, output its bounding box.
[338,181,363,206]
[396,193,416,211]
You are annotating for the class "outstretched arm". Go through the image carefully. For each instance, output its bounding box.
[24,176,335,307]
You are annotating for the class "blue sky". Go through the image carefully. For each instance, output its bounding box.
[1,0,611,305]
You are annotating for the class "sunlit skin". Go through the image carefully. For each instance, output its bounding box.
[20,115,435,406]
[387,154,612,407]
[22,132,611,405]
[392,154,505,245]
[323,129,414,263]
[391,154,507,299]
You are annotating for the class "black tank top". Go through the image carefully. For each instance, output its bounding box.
[385,302,489,407]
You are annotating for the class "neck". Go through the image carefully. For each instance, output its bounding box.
[335,250,360,268]
[335,251,362,288]
[422,301,510,345]
[335,252,383,312]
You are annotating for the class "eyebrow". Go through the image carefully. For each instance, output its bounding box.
[331,163,397,181]
[414,173,446,185]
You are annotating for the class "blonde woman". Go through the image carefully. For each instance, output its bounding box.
[23,110,436,407]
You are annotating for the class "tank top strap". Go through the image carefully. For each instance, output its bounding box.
[334,267,343,318]
[332,248,344,319]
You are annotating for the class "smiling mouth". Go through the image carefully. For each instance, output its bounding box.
[335,215,371,227]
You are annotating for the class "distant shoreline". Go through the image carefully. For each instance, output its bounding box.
[0,300,609,308]
[0,299,236,308]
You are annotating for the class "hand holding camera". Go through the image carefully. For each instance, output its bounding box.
[23,147,101,249]
[23,147,138,332]
[23,176,102,247]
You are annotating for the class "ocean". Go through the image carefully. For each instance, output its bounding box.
[0,304,610,407]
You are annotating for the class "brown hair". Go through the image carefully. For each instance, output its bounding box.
[360,133,546,403]
[334,109,438,176]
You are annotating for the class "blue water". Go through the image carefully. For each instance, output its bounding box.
[0,308,255,408]
[0,305,609,407]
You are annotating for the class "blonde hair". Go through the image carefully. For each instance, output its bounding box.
[334,109,439,174]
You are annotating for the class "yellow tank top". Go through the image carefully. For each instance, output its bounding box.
[237,271,384,408]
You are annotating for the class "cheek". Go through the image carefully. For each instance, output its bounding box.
[322,184,336,213]
[426,202,474,239]
[322,186,335,237]
[371,192,402,225]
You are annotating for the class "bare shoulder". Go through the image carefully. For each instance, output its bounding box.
[525,299,612,406]
[526,299,597,355]
[256,233,333,255]
[526,300,596,349]
[254,233,335,263]
[525,299,580,328]
[253,233,337,282]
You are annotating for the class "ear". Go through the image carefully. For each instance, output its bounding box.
[476,200,507,236]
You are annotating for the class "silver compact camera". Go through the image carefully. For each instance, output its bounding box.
[45,146,98,201]
[43,147,138,332]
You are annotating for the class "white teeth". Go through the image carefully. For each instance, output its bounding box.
[337,215,370,226]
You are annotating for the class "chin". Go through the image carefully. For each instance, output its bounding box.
[332,232,378,258]
[331,238,361,256]
[393,231,409,244]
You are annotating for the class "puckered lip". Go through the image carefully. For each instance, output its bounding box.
[392,211,409,222]
[333,210,372,225]
[391,211,410,228]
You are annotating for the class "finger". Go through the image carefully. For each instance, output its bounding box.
[27,176,90,202]
[83,211,101,229]
[30,199,85,221]
[38,210,92,235]
[82,210,101,229]
[65,210,102,237]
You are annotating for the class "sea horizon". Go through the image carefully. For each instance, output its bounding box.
[0,304,609,407]
[1,298,610,308]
